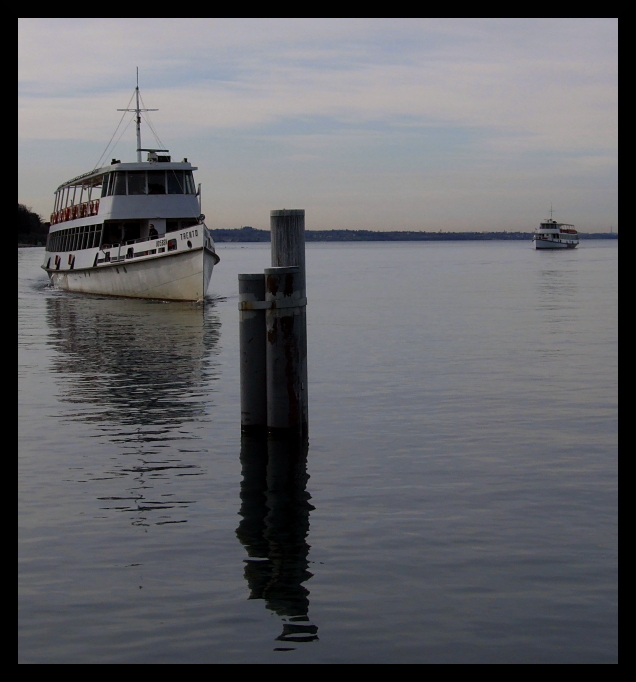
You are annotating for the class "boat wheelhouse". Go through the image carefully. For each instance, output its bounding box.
[532,216,579,250]
[42,79,219,301]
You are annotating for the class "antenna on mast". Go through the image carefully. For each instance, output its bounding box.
[117,68,158,162]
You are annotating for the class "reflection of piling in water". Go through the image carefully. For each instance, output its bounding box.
[236,433,318,645]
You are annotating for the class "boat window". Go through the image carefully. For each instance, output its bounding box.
[148,170,166,195]
[103,222,123,245]
[166,221,179,232]
[167,170,184,194]
[185,171,196,194]
[127,171,146,195]
[113,172,127,195]
[101,173,111,197]
[123,222,141,242]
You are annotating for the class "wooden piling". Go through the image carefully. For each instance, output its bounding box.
[264,266,308,434]
[239,209,308,435]
[239,273,267,433]
[270,209,306,296]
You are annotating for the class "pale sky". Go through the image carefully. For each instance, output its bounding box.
[18,18,618,232]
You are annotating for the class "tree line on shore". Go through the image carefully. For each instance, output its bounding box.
[18,204,49,245]
[17,209,618,246]
[209,226,617,242]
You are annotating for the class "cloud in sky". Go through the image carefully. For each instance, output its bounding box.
[18,18,617,231]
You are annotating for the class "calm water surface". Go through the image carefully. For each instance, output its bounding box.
[18,241,618,663]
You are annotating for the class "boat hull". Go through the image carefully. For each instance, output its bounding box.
[49,247,216,301]
[534,239,578,250]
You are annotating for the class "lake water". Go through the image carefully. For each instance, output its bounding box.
[18,240,618,664]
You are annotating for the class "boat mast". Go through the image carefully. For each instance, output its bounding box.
[118,68,158,162]
[135,70,142,162]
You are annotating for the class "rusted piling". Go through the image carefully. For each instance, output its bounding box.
[239,273,267,433]
[265,266,308,433]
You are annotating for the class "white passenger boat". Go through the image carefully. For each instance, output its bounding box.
[42,82,219,301]
[532,212,579,250]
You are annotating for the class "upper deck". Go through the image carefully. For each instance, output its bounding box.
[49,154,200,229]
[537,219,577,233]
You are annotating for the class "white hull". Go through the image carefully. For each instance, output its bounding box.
[533,239,578,250]
[49,247,217,301]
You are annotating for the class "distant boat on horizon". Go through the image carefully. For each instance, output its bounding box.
[532,209,579,250]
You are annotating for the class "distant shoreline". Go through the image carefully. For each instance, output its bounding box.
[210,227,618,243]
[17,229,619,247]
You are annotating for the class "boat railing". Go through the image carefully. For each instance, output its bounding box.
[97,247,160,265]
[101,236,164,250]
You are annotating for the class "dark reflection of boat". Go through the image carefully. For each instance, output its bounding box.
[45,292,222,527]
[236,433,318,649]
[46,294,220,427]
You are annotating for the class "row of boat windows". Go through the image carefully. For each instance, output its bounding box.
[537,233,577,239]
[47,224,102,253]
[47,219,200,252]
[53,170,197,211]
[101,170,196,197]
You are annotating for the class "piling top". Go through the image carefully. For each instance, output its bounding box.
[271,209,305,217]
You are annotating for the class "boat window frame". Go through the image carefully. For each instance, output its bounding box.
[113,171,127,196]
[101,173,112,197]
[47,224,104,253]
[185,171,196,194]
